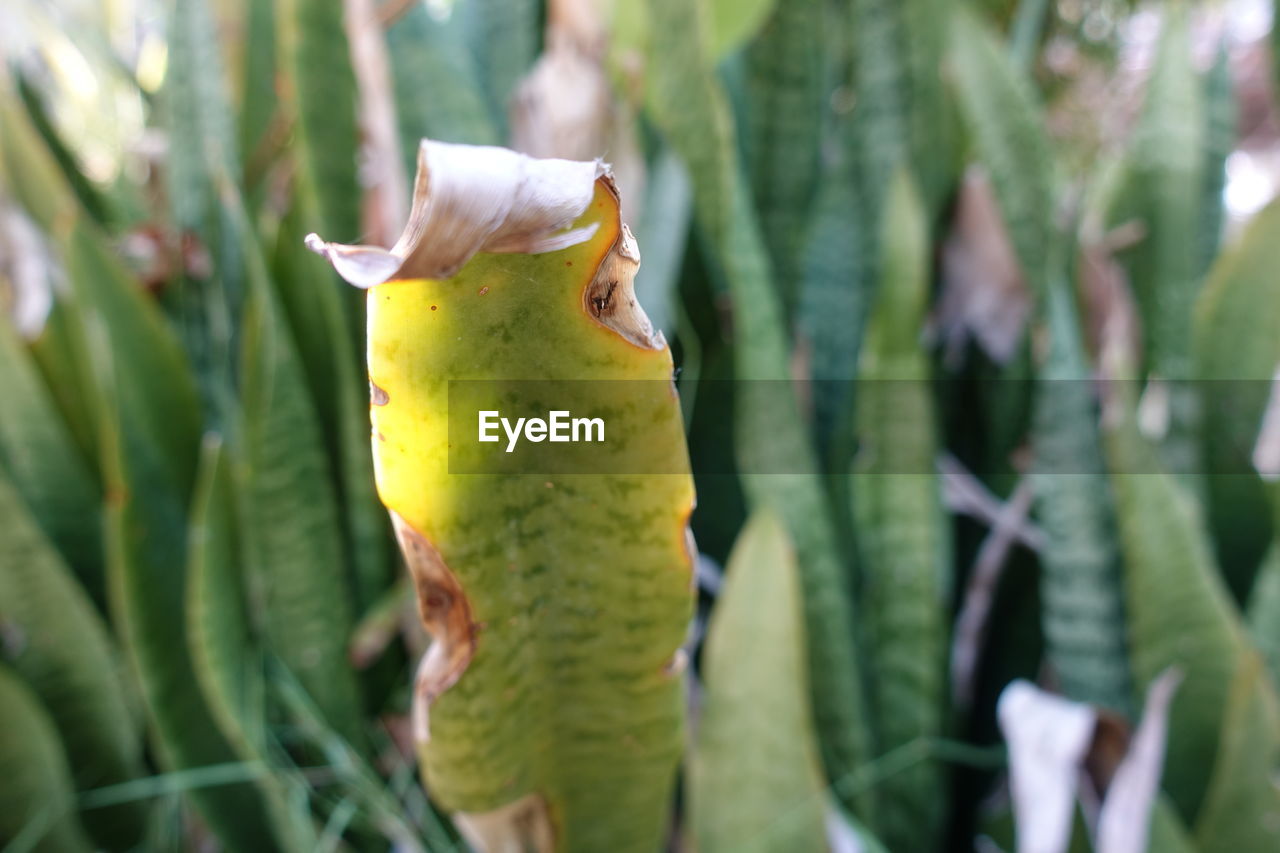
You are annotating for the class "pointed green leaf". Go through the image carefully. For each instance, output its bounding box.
[1191,651,1280,851]
[1032,282,1132,713]
[187,437,319,852]
[690,510,828,853]
[239,211,363,745]
[853,169,949,851]
[646,0,872,814]
[0,471,145,848]
[0,666,94,852]
[0,319,103,600]
[948,6,1053,297]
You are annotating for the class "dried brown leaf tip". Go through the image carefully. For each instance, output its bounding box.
[305,139,606,287]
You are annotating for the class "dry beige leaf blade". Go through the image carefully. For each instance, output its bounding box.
[1095,668,1182,853]
[305,139,604,286]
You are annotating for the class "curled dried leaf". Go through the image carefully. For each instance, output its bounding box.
[306,139,605,286]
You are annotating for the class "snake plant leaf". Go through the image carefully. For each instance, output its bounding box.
[1032,282,1132,714]
[236,0,277,170]
[0,318,103,601]
[797,157,869,469]
[1191,651,1280,851]
[948,5,1054,298]
[742,0,824,307]
[164,0,239,233]
[237,202,364,746]
[278,0,360,244]
[1197,43,1235,279]
[0,666,94,853]
[853,168,950,851]
[388,0,498,163]
[851,0,953,217]
[690,510,828,853]
[644,0,872,815]
[461,0,540,141]
[187,437,319,852]
[0,471,146,848]
[273,204,392,616]
[1196,200,1280,598]
[310,141,695,851]
[92,309,276,850]
[1110,6,1203,386]
[1103,391,1250,821]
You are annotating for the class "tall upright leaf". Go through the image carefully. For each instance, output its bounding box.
[238,207,364,745]
[1104,391,1250,821]
[690,511,829,853]
[1032,283,1132,713]
[1197,43,1236,279]
[0,666,93,852]
[853,169,949,850]
[742,0,825,307]
[646,0,872,813]
[461,0,540,140]
[187,438,318,852]
[0,471,145,848]
[948,6,1054,298]
[278,0,361,244]
[0,318,103,599]
[1196,200,1280,596]
[388,0,498,168]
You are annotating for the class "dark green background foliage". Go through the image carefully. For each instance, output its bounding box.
[2,0,1280,850]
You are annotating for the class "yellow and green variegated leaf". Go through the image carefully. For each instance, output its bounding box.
[690,510,828,853]
[645,0,872,816]
[0,471,145,849]
[1191,651,1280,851]
[853,169,949,851]
[311,147,695,851]
[0,666,94,853]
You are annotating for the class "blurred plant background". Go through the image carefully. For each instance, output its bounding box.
[4,0,1280,850]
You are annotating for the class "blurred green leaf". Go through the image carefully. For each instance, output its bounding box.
[852,168,949,851]
[461,0,540,140]
[278,0,361,244]
[0,665,94,853]
[1198,42,1235,279]
[646,0,872,816]
[238,206,364,746]
[1190,651,1280,851]
[948,6,1053,297]
[1196,200,1280,599]
[388,1,498,164]
[187,437,319,852]
[1032,282,1132,713]
[689,510,828,853]
[273,204,392,617]
[0,318,103,601]
[0,471,146,848]
[1104,400,1248,821]
[742,0,824,307]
